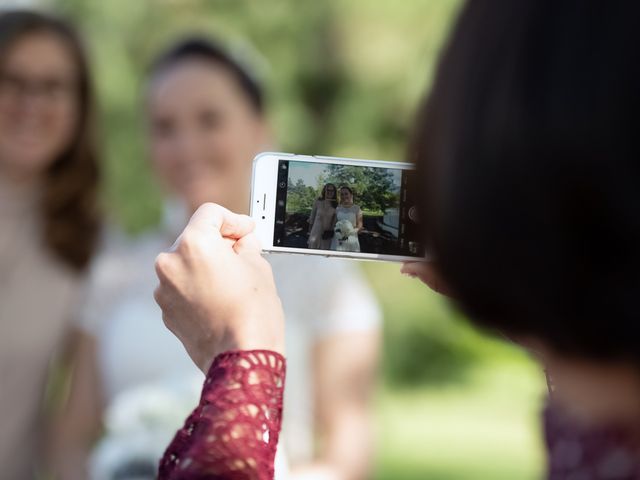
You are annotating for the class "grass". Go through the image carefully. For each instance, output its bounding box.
[374,361,546,480]
[362,262,548,479]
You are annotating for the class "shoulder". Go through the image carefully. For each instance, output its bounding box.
[78,226,168,334]
[88,227,168,291]
[313,259,382,335]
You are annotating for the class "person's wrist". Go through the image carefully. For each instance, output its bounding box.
[232,333,285,356]
[198,317,284,372]
[231,314,285,355]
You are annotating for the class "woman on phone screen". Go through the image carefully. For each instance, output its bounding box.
[330,186,363,253]
[308,183,337,250]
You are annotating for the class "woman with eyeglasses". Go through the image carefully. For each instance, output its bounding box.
[0,10,101,479]
[308,183,337,250]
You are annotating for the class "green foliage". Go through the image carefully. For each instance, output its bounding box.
[324,164,399,214]
[286,178,317,215]
[286,164,400,216]
[363,262,527,386]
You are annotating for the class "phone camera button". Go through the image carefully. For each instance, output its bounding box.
[408,206,419,223]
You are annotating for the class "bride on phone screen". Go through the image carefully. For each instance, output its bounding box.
[331,186,363,252]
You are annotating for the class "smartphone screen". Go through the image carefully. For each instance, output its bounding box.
[273,159,424,258]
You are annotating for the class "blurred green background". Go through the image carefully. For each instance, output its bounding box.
[45,0,547,477]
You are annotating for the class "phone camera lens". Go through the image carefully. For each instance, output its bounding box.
[279,182,286,188]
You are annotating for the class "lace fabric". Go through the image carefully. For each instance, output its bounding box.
[158,350,286,480]
[545,402,640,479]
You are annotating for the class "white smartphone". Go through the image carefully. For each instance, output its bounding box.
[250,152,425,262]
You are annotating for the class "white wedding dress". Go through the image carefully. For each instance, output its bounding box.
[330,205,361,252]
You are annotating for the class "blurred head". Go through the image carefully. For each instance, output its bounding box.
[146,37,270,215]
[339,186,354,205]
[320,183,336,201]
[0,10,100,270]
[412,0,640,376]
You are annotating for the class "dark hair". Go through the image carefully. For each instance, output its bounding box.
[0,10,101,271]
[148,36,264,114]
[319,183,337,207]
[412,0,640,364]
[339,186,354,196]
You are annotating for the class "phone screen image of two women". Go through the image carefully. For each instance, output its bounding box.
[273,160,424,257]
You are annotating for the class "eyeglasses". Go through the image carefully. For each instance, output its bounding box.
[0,71,77,103]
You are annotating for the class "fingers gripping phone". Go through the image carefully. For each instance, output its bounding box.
[250,152,425,262]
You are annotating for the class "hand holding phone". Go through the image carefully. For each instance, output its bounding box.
[154,203,285,373]
[251,152,425,262]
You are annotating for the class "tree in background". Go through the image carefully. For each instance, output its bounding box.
[286,177,317,215]
[324,164,398,214]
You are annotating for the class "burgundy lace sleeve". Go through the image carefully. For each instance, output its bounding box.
[158,350,286,480]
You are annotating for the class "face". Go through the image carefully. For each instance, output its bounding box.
[147,59,269,214]
[339,188,353,205]
[0,32,79,180]
[324,185,336,199]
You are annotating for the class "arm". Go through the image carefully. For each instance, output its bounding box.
[46,328,104,480]
[154,204,286,479]
[159,350,286,480]
[309,200,318,229]
[291,332,380,480]
[356,208,364,232]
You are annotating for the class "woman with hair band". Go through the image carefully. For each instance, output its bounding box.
[55,36,381,480]
[308,183,337,250]
[151,0,640,478]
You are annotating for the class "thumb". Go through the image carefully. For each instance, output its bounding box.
[188,203,255,240]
